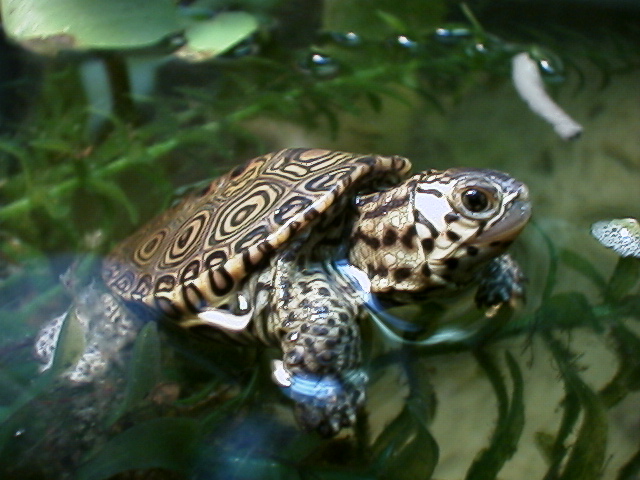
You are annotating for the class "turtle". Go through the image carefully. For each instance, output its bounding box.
[92,148,531,436]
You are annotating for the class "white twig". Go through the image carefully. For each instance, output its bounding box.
[512,52,583,140]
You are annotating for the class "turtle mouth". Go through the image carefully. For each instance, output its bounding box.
[474,199,532,244]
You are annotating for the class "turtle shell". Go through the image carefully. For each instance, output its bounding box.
[102,148,411,317]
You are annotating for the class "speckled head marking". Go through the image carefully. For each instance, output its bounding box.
[349,167,530,295]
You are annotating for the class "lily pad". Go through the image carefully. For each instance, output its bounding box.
[174,12,259,62]
[1,0,180,53]
[2,0,259,61]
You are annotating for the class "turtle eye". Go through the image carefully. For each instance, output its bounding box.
[461,188,489,212]
[456,185,500,219]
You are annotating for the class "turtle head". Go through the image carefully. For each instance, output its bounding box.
[349,167,530,296]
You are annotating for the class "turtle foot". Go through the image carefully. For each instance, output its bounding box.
[475,253,526,312]
[274,364,367,437]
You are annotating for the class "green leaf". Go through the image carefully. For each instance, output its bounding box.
[535,292,598,331]
[107,322,162,424]
[615,294,640,319]
[86,177,139,225]
[533,222,559,301]
[560,249,608,293]
[460,2,485,35]
[370,350,438,479]
[174,12,259,62]
[539,334,582,478]
[375,10,408,33]
[0,138,29,160]
[0,352,64,456]
[77,417,201,480]
[542,385,581,478]
[599,323,640,408]
[48,306,87,376]
[544,334,608,480]
[29,137,74,153]
[605,257,640,303]
[365,92,383,113]
[371,400,439,480]
[534,431,556,464]
[559,370,607,480]
[1,0,180,53]
[465,351,524,480]
[618,447,640,480]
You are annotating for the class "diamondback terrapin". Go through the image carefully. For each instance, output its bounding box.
[49,148,532,436]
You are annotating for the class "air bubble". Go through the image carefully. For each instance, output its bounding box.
[469,42,488,54]
[317,31,362,47]
[433,25,472,45]
[464,35,504,62]
[529,48,564,81]
[298,51,340,77]
[391,34,419,51]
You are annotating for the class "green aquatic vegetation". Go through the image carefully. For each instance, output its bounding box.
[54,238,639,480]
[77,417,202,480]
[105,322,162,425]
[0,0,627,254]
[538,334,608,480]
[530,230,639,480]
[465,351,524,480]
[0,1,563,337]
[6,229,638,479]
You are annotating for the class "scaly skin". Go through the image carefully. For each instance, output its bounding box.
[268,250,367,436]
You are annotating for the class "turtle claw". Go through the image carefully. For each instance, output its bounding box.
[295,402,357,438]
[275,366,367,437]
[475,254,526,313]
[294,389,362,437]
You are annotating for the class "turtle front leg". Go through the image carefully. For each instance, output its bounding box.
[268,262,367,437]
[475,253,527,313]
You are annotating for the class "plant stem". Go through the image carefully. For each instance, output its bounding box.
[0,137,179,222]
